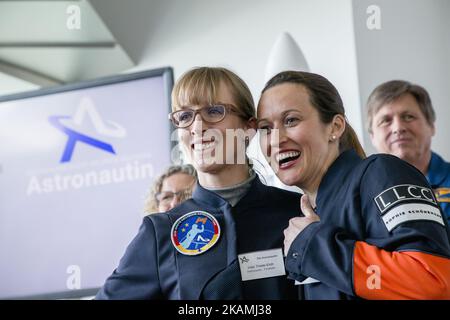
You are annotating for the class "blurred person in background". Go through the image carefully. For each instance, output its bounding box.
[144,164,197,214]
[367,80,450,223]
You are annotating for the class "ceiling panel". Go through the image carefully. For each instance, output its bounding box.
[0,0,134,95]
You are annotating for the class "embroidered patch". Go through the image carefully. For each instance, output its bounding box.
[171,211,220,256]
[374,184,437,213]
[434,187,450,203]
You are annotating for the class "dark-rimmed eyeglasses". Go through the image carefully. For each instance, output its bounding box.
[168,104,246,128]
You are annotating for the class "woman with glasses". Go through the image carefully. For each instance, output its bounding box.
[96,67,300,300]
[144,164,197,214]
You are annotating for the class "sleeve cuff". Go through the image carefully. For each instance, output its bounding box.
[285,221,321,281]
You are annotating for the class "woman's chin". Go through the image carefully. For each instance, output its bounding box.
[277,170,301,187]
[192,158,222,174]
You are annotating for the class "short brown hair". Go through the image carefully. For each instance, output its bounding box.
[261,71,366,159]
[171,67,255,121]
[366,80,435,133]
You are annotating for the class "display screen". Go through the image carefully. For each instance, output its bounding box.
[0,68,173,299]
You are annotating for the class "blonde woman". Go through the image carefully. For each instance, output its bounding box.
[96,67,301,299]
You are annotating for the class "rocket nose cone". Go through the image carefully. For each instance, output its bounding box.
[265,32,310,82]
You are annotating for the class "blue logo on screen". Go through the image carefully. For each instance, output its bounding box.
[49,97,126,163]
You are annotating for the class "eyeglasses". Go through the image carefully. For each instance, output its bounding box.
[168,104,246,128]
[156,189,193,204]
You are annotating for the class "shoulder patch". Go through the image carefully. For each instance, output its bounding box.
[374,184,437,213]
[374,184,445,231]
[381,203,445,231]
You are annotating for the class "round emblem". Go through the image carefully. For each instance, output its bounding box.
[171,211,220,255]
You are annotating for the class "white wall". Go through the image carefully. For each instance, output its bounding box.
[352,0,450,159]
[90,0,363,187]
[91,0,363,138]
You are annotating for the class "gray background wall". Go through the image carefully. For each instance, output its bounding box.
[90,0,363,139]
[353,0,450,159]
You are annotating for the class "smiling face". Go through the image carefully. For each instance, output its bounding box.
[370,93,435,165]
[157,173,196,212]
[177,81,251,174]
[257,83,342,191]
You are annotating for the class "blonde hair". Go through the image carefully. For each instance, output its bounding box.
[144,164,197,214]
[171,67,255,121]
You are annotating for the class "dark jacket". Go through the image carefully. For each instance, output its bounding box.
[96,177,301,299]
[286,150,450,300]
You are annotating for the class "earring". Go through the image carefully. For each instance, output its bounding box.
[245,136,250,147]
[330,135,336,141]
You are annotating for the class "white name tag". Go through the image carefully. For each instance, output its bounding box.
[295,277,320,285]
[238,248,286,281]
[381,203,445,231]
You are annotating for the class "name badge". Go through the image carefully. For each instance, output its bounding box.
[238,248,286,281]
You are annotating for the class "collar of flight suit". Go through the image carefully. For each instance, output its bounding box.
[190,176,266,265]
[173,176,267,299]
[316,149,362,213]
[192,174,266,211]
